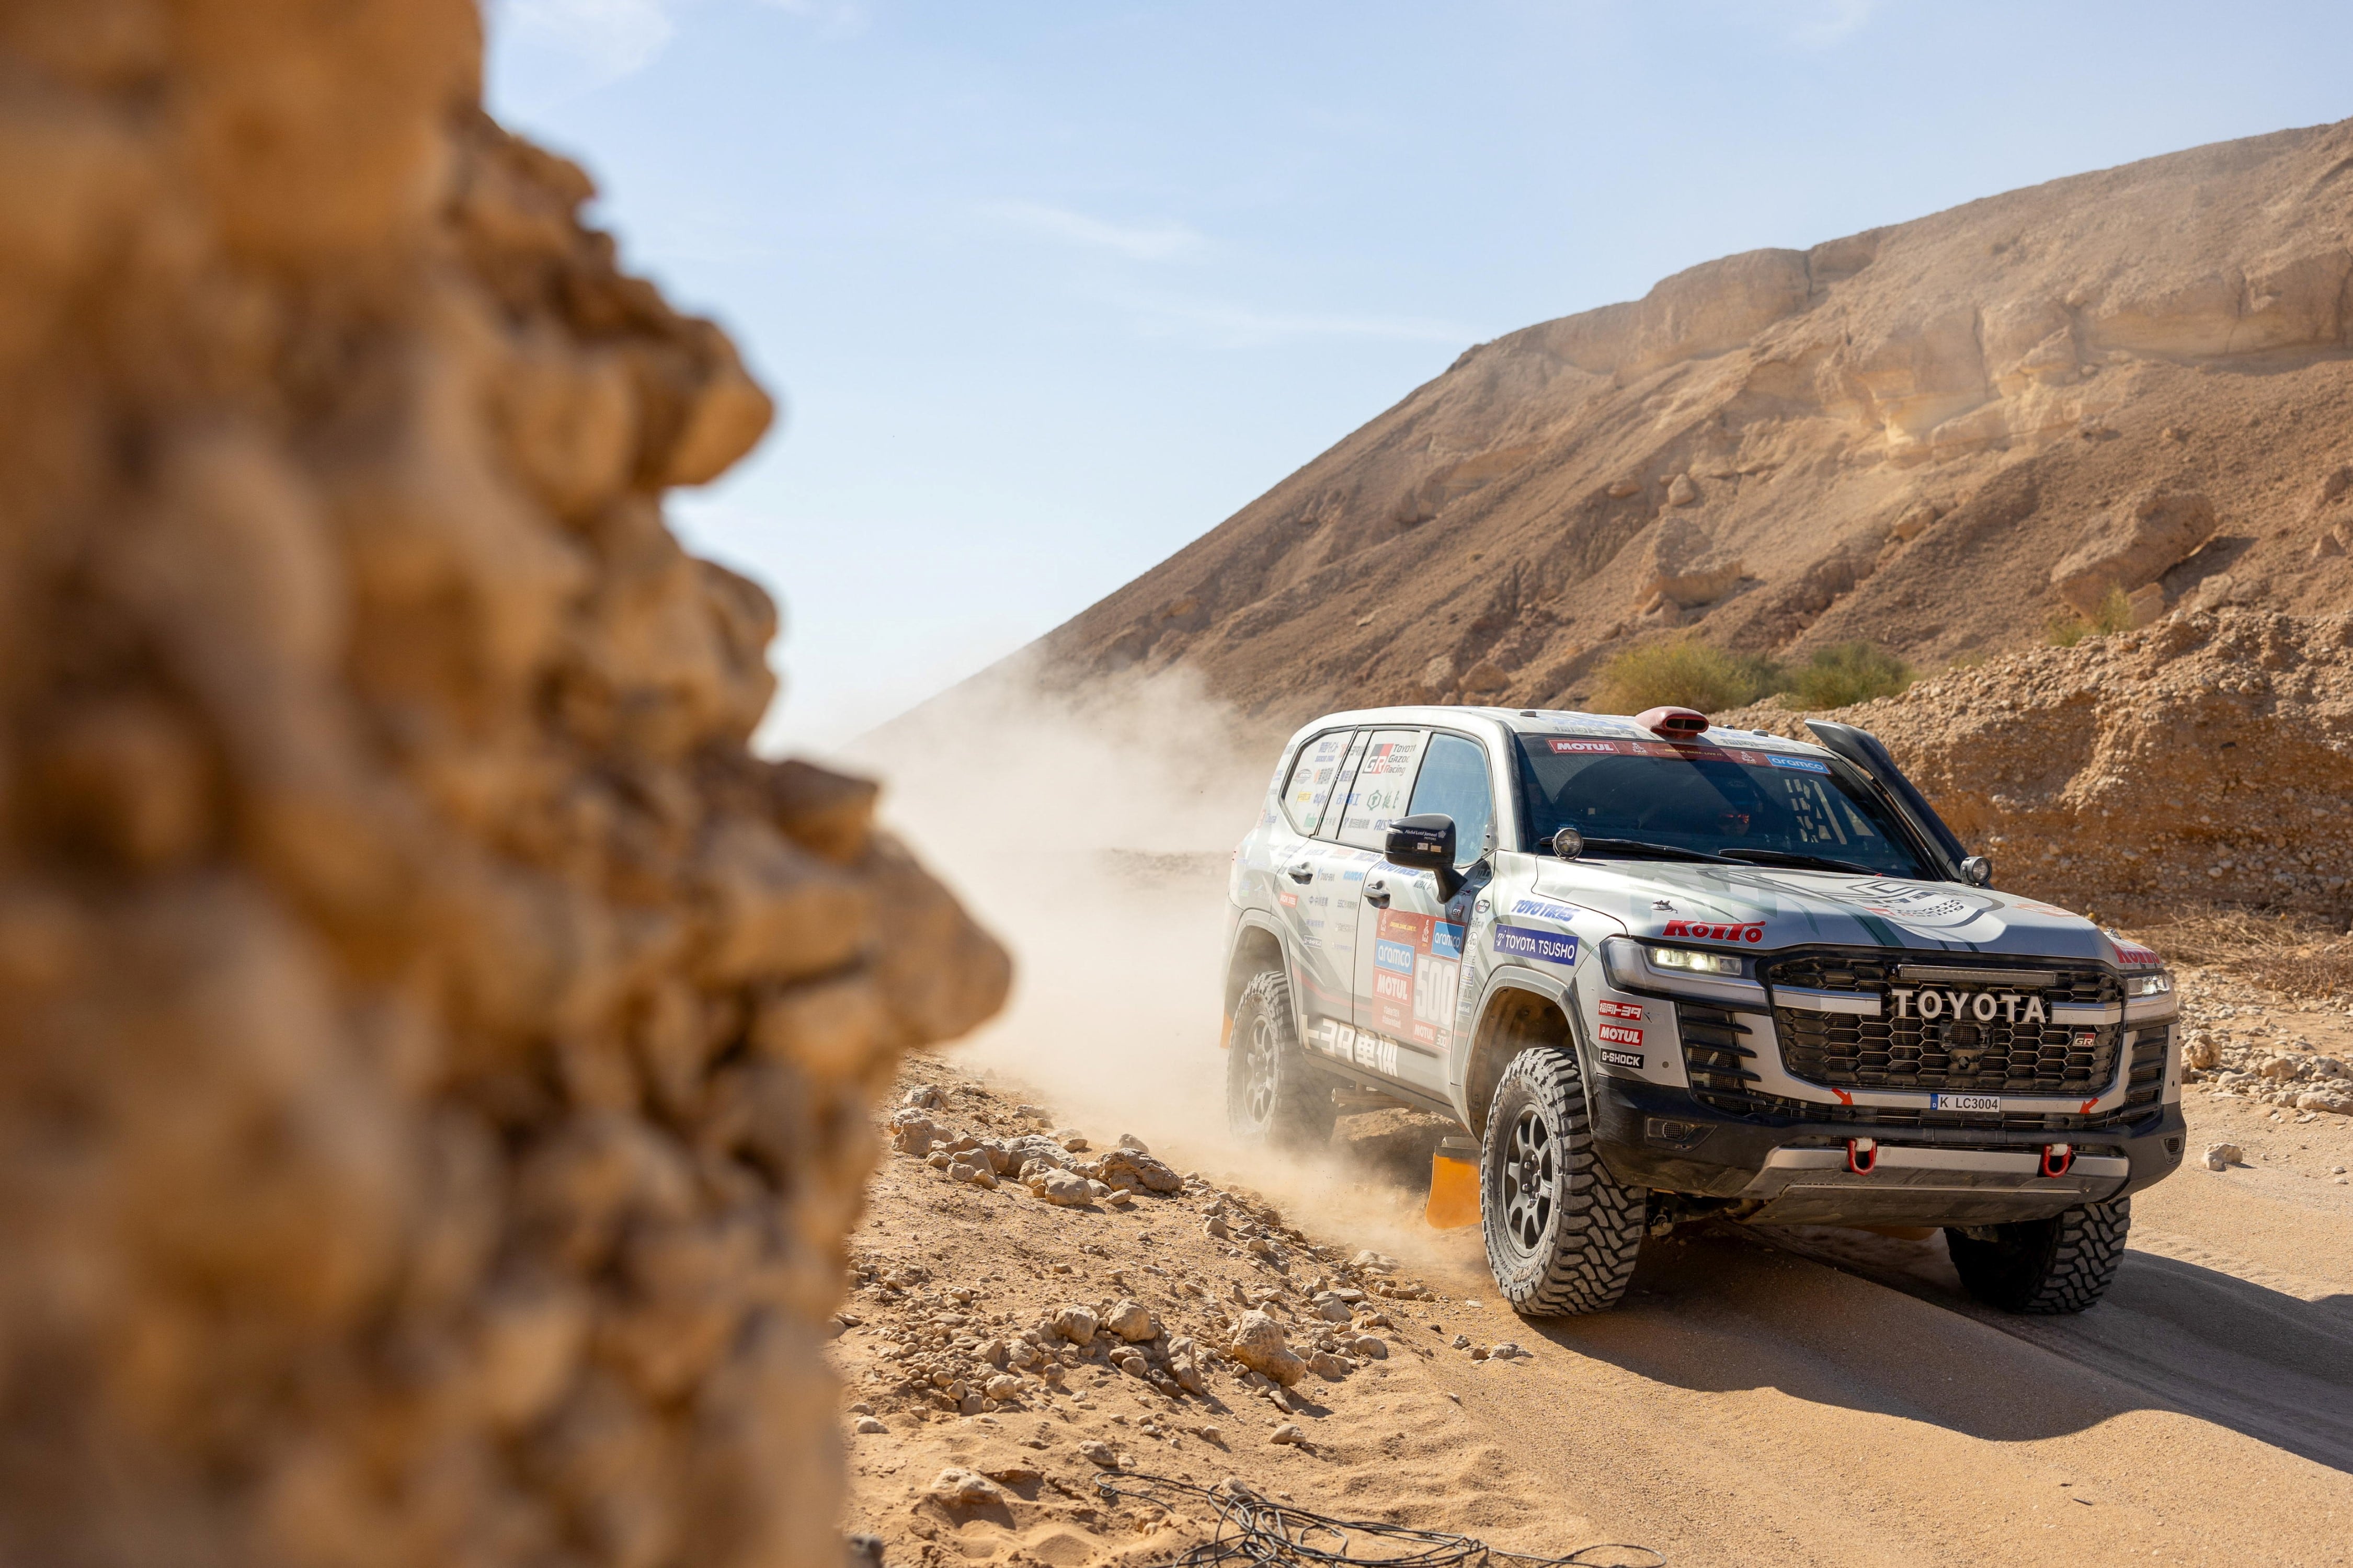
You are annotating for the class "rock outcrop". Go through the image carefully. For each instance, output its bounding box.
[1725,608,2353,926]
[0,6,1007,1566]
[1023,120,2353,726]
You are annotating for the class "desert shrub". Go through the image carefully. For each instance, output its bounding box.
[1595,640,1781,714]
[2046,586,2134,647]
[1778,642,1915,709]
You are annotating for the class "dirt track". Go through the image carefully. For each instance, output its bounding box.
[838,1044,2352,1568]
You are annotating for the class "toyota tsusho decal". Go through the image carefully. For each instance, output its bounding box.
[1494,925,1579,965]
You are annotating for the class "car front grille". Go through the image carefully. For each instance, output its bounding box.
[1673,951,2161,1134]
[1762,952,2122,1097]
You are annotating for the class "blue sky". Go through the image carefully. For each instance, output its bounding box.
[486,1,2353,751]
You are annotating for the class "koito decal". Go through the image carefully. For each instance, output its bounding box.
[1661,919,1766,944]
[1598,999,1644,1021]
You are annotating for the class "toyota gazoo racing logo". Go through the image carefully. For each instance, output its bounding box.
[1661,918,1766,944]
[1802,878,2010,942]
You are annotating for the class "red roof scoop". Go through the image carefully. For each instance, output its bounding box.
[1635,706,1709,739]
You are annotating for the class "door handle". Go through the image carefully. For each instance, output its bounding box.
[1285,862,1314,884]
[1363,878,1390,908]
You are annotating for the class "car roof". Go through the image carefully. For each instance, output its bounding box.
[1284,705,1838,759]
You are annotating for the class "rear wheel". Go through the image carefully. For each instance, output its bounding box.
[1945,1196,2131,1314]
[1225,970,1335,1150]
[1481,1048,1646,1315]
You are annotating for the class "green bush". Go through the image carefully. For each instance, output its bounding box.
[2046,586,2133,647]
[1778,642,1916,709]
[1595,640,1781,715]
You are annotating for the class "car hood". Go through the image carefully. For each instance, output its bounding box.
[1522,858,2145,965]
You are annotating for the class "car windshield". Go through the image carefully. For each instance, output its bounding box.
[1513,735,1936,878]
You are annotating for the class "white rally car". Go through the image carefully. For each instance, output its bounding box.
[1219,704,2184,1316]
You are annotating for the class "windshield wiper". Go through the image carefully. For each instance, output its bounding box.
[1572,837,1741,865]
[1716,848,1879,875]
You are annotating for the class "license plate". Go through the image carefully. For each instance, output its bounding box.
[1932,1093,2002,1113]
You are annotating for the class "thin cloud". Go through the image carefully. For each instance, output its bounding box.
[501,0,677,79]
[1787,0,1879,48]
[1118,292,1474,349]
[987,201,1207,262]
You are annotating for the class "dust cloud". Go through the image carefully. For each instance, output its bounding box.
[846,667,1485,1274]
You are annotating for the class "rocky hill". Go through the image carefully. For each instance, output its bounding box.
[1030,120,2353,726]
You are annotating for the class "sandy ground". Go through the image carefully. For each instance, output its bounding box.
[833,1029,2353,1568]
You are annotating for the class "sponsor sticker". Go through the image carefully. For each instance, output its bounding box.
[1413,951,1460,1027]
[1597,1023,1642,1047]
[1598,1048,1643,1070]
[1547,738,1621,754]
[1766,754,1832,774]
[1374,938,1416,974]
[1598,999,1645,1021]
[1277,891,1298,908]
[1493,925,1580,965]
[1430,922,1465,961]
[1512,897,1579,922]
[1661,918,1766,944]
[1931,1093,2002,1114]
[1373,970,1413,1005]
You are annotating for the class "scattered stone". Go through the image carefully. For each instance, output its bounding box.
[1089,1147,1184,1195]
[1228,1311,1308,1387]
[1030,1171,1094,1207]
[1489,1342,1524,1360]
[1057,1131,1091,1152]
[1351,1335,1389,1360]
[1666,473,1700,507]
[1312,1295,1354,1323]
[928,1468,1002,1507]
[1116,1133,1151,1153]
[905,1085,948,1112]
[1051,1306,1099,1346]
[984,1374,1023,1402]
[2203,1143,2244,1170]
[1104,1300,1158,1342]
[1606,478,1643,498]
[1307,1350,1354,1379]
[983,1462,1043,1485]
[1077,1440,1119,1469]
[1269,1423,1307,1446]
[1450,1334,1472,1350]
[854,1417,887,1434]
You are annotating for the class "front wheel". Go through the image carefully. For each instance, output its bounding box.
[1945,1196,2131,1314]
[1481,1048,1646,1315]
[1225,970,1335,1150]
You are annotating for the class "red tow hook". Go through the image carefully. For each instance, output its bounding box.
[1846,1137,1879,1175]
[2040,1143,2074,1178]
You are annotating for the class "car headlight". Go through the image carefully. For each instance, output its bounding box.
[1650,946,1745,978]
[2126,971,2173,998]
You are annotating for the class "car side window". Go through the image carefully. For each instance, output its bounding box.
[1407,733,1494,868]
[1334,729,1428,850]
[1315,731,1373,842]
[1278,729,1354,835]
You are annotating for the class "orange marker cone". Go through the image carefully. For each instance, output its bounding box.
[1424,1137,1481,1230]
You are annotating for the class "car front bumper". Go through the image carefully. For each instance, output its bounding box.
[1589,1075,2187,1227]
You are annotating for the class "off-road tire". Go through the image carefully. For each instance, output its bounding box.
[1945,1196,2131,1314]
[1481,1047,1646,1315]
[1226,970,1336,1150]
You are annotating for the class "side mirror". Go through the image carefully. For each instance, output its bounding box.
[1384,813,1462,900]
[1960,855,1993,887]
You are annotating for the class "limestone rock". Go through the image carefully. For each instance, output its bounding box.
[1051,1305,1099,1346]
[0,14,1013,1565]
[2050,488,2217,616]
[1352,1335,1390,1360]
[1666,473,1700,507]
[1103,1299,1158,1342]
[1227,1311,1308,1386]
[928,1468,1003,1507]
[1088,1146,1184,1195]
[1078,1439,1120,1469]
[1639,516,1746,608]
[2203,1143,2244,1170]
[1030,1170,1094,1207]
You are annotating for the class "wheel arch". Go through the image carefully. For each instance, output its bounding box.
[1223,915,1289,1049]
[1461,973,1589,1137]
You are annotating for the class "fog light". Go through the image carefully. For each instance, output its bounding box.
[1652,946,1743,977]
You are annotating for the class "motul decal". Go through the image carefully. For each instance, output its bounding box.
[1597,1023,1642,1048]
[1661,919,1766,943]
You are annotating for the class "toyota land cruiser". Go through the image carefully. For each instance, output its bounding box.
[1219,704,2184,1316]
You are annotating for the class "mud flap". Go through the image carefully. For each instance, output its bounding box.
[1425,1137,1480,1230]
